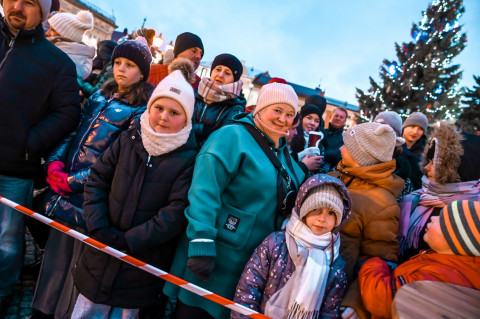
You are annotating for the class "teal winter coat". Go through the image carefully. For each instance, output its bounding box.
[164,113,305,318]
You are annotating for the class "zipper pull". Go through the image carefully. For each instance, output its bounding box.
[146,156,151,167]
[9,39,14,47]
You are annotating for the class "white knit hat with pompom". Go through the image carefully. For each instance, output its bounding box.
[48,10,94,43]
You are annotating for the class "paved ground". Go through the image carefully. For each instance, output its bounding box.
[4,230,43,319]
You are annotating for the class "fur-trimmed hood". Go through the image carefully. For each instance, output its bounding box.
[421,122,464,184]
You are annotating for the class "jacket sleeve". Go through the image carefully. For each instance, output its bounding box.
[83,133,122,232]
[232,235,272,319]
[27,59,81,158]
[125,159,195,253]
[320,259,348,318]
[362,204,400,263]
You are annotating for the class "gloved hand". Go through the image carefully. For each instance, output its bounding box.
[47,161,65,178]
[91,227,128,251]
[298,147,321,161]
[187,256,215,282]
[46,171,72,195]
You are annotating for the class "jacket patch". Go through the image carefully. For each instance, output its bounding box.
[224,215,240,232]
[170,87,181,95]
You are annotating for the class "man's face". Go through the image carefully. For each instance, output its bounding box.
[177,47,203,70]
[330,109,347,129]
[3,0,42,32]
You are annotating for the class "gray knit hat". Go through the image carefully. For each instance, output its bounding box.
[343,122,396,166]
[374,111,406,146]
[402,111,428,132]
[299,184,344,227]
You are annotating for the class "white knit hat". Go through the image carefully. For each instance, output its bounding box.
[343,122,396,166]
[299,184,344,227]
[254,83,299,116]
[147,70,195,126]
[48,10,94,43]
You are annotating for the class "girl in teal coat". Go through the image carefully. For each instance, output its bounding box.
[164,83,306,319]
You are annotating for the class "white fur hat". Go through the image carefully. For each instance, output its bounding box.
[147,70,195,127]
[48,10,93,43]
[254,82,299,116]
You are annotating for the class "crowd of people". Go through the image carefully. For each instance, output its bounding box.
[1,1,480,319]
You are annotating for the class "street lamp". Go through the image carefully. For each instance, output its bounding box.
[165,40,174,52]
[153,33,164,49]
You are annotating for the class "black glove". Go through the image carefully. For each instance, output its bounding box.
[91,227,128,251]
[187,256,215,282]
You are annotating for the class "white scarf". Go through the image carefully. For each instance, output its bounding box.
[265,211,340,319]
[139,110,191,156]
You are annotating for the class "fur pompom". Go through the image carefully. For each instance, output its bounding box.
[168,58,196,84]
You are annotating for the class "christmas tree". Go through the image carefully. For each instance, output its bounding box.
[456,75,480,134]
[356,0,467,123]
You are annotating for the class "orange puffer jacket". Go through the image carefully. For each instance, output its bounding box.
[359,251,480,318]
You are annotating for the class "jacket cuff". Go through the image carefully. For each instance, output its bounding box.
[188,240,216,258]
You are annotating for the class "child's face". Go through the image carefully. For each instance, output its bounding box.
[424,216,453,254]
[304,207,336,236]
[149,97,186,133]
[113,57,143,92]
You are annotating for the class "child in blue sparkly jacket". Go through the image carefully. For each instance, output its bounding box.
[233,174,352,319]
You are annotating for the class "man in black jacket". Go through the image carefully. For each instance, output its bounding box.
[0,0,80,312]
[322,107,348,172]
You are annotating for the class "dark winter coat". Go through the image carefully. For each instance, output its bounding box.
[73,122,197,308]
[322,123,344,171]
[232,231,347,319]
[0,18,81,179]
[192,92,246,148]
[402,134,427,190]
[79,64,113,98]
[43,92,146,228]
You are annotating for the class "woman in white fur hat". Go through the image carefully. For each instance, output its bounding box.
[47,10,95,80]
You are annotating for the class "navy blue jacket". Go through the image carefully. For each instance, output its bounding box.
[0,18,81,179]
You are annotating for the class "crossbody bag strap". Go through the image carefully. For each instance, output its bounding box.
[242,123,297,192]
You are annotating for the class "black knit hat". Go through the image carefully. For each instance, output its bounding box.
[111,39,152,80]
[173,32,204,58]
[300,103,324,119]
[305,94,327,114]
[210,53,243,82]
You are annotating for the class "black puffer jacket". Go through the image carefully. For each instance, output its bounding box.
[43,92,146,227]
[192,92,246,148]
[0,18,81,179]
[402,134,427,190]
[73,122,197,308]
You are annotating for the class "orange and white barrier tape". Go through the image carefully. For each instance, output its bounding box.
[0,195,270,319]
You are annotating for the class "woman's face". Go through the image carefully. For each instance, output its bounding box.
[302,113,320,133]
[113,57,143,92]
[403,125,424,145]
[210,65,235,85]
[149,97,187,133]
[424,160,435,182]
[258,103,295,132]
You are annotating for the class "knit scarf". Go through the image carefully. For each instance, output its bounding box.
[398,176,480,254]
[197,77,243,104]
[254,114,288,148]
[139,110,191,156]
[265,211,340,319]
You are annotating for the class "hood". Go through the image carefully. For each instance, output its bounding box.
[337,160,405,198]
[293,174,352,234]
[421,122,464,184]
[233,112,288,150]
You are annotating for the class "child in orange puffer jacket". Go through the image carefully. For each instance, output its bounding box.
[359,200,480,318]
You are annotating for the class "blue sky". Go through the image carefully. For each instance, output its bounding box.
[94,0,479,106]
